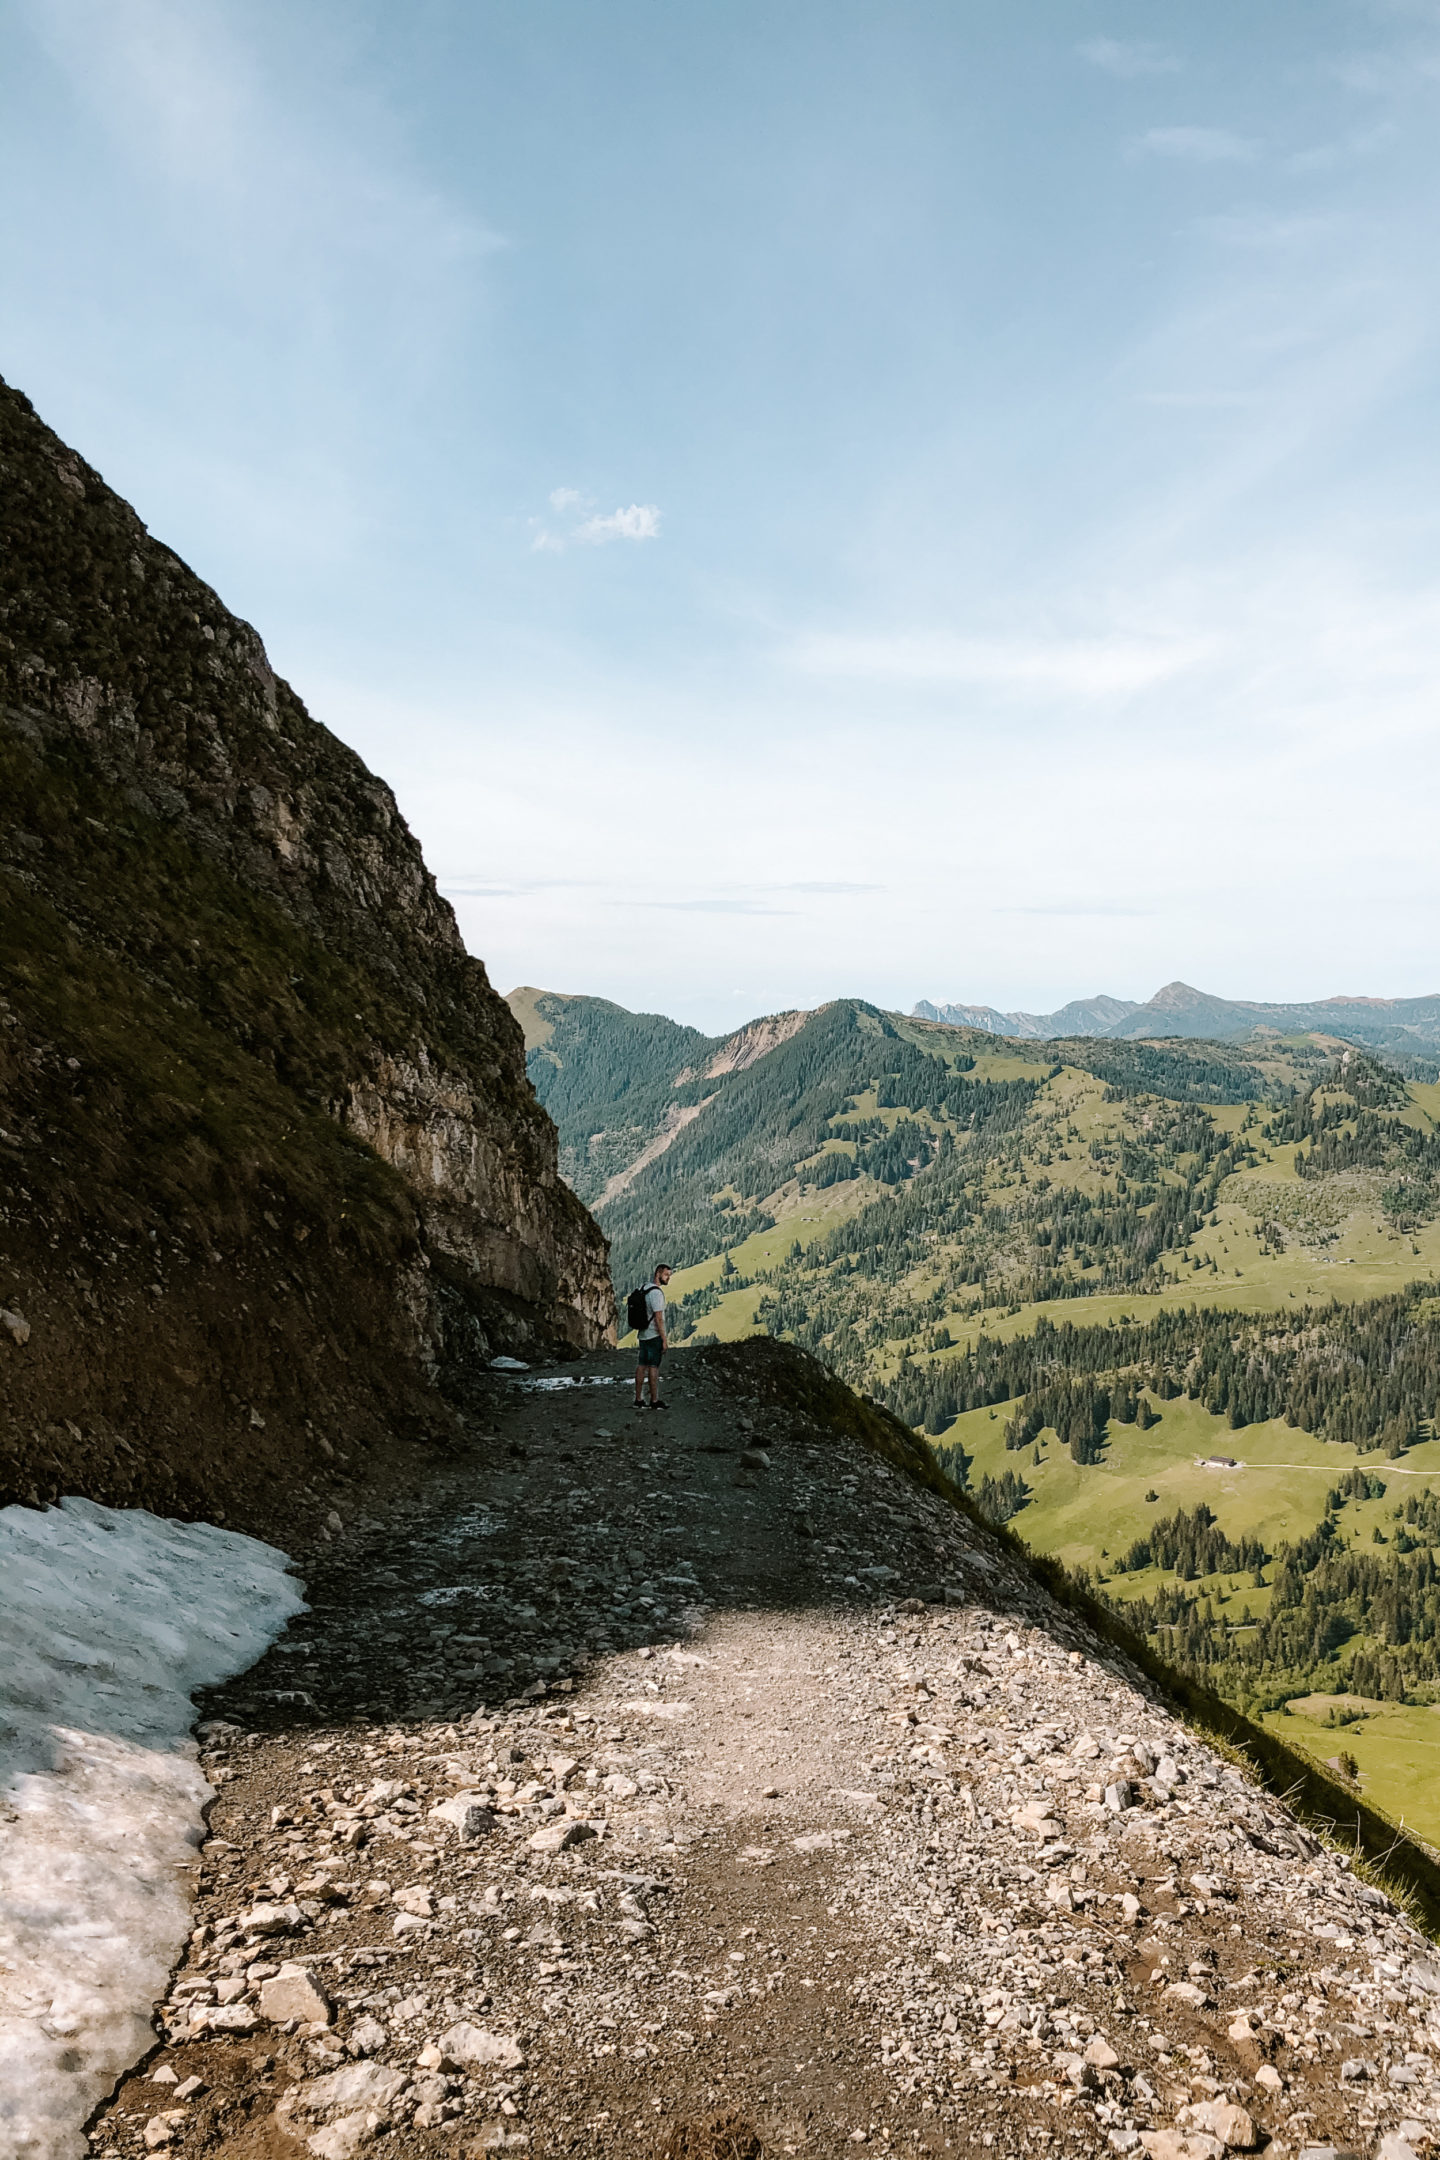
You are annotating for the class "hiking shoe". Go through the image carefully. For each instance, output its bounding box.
[633,1399,649,1411]
[652,1400,670,1411]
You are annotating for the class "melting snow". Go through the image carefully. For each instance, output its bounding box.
[511,1374,622,1391]
[0,1496,304,2160]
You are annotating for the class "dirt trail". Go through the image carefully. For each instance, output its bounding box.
[91,1346,1440,2160]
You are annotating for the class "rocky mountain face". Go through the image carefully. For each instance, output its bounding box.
[0,377,612,1535]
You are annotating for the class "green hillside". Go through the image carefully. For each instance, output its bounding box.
[516,985,1440,1841]
[508,987,716,1206]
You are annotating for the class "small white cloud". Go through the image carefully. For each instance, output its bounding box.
[575,503,661,544]
[531,492,661,552]
[1080,37,1180,79]
[1135,126,1257,164]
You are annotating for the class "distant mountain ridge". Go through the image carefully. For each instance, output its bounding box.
[914,993,1140,1037]
[915,979,1440,1050]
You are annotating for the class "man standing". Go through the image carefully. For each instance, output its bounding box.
[634,1263,673,1411]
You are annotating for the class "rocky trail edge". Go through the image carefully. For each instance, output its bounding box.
[91,1342,1440,2160]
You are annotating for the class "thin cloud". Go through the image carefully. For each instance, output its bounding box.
[440,882,531,899]
[26,0,500,308]
[576,504,660,544]
[1196,213,1342,249]
[1138,390,1259,409]
[1135,126,1257,164]
[1080,37,1180,79]
[994,905,1157,919]
[630,898,795,917]
[783,881,883,895]
[788,630,1208,698]
[533,490,661,552]
[1286,123,1395,175]
[440,875,614,896]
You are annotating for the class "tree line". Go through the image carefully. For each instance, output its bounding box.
[877,1288,1440,1452]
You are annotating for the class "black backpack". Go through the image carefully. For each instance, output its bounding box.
[625,1284,653,1333]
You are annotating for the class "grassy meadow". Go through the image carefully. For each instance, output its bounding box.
[544,988,1440,1838]
[1260,1697,1440,1850]
[942,1391,1440,1584]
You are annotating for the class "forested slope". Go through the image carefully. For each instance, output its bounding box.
[516,985,1440,1832]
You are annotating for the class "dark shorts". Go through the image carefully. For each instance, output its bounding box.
[636,1336,665,1367]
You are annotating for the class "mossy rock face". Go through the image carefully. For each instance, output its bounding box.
[0,375,611,1532]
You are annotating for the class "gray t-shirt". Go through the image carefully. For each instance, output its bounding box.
[639,1284,665,1339]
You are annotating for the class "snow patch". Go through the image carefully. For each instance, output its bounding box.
[0,1497,305,2160]
[511,1374,622,1391]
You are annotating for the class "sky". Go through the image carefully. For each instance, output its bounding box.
[3,0,1440,1032]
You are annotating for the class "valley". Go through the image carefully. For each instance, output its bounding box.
[9,371,1440,2160]
[513,988,1440,1843]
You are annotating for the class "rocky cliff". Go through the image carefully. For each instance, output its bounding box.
[0,377,613,1535]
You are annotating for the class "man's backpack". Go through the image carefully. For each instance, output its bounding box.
[625,1284,653,1333]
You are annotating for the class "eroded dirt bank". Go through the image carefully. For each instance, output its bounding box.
[92,1346,1440,2160]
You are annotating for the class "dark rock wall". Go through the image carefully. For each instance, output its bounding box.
[0,376,612,1533]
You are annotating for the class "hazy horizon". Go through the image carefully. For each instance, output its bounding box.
[5,2,1440,1034]
[509,974,1440,1035]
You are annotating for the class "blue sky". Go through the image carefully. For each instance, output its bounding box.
[4,1,1439,1031]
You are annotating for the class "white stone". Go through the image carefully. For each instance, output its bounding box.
[290,2061,409,2117]
[1140,2135,1223,2160]
[306,2114,377,2160]
[240,1900,303,1936]
[211,2002,262,2033]
[528,1819,593,1854]
[429,1795,495,1841]
[1179,2101,1259,2150]
[437,2022,525,2071]
[1166,1980,1208,2007]
[260,1964,333,2026]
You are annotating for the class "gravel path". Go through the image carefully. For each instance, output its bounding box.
[89,1346,1440,2160]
